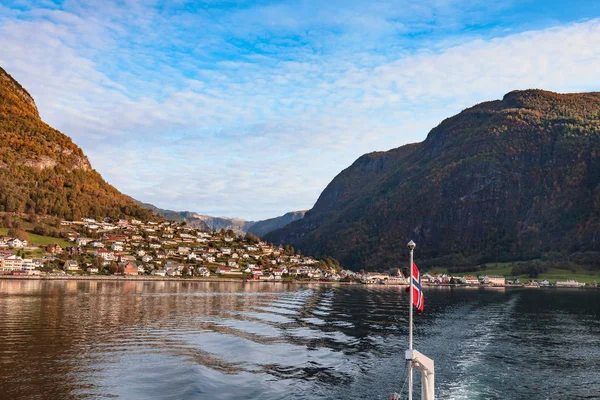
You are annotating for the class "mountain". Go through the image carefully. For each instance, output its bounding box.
[0,66,155,221]
[247,211,307,237]
[138,201,306,236]
[135,201,209,229]
[265,90,600,271]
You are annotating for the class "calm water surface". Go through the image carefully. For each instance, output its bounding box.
[0,280,599,399]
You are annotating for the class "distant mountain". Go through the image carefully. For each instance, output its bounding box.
[137,201,305,236]
[0,66,155,221]
[265,90,600,271]
[247,211,307,237]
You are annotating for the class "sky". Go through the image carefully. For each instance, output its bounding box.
[1,1,600,220]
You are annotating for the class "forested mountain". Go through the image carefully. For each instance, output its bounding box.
[265,90,600,271]
[0,66,154,221]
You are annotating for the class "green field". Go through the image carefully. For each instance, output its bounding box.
[0,228,70,248]
[429,263,600,284]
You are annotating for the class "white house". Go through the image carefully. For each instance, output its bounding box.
[75,237,90,247]
[64,260,80,272]
[178,246,191,255]
[0,255,23,271]
[8,238,26,248]
[485,276,506,286]
[216,266,243,276]
[111,243,124,252]
[22,258,42,271]
[94,249,115,261]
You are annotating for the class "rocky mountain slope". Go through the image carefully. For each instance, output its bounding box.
[0,66,154,221]
[138,201,305,236]
[265,90,600,271]
[247,211,306,237]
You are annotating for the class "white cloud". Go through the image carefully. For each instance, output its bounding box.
[1,2,600,219]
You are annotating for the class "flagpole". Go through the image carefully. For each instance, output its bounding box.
[408,240,416,400]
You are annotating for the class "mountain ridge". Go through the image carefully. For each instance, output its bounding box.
[137,201,306,236]
[265,89,600,271]
[0,66,155,221]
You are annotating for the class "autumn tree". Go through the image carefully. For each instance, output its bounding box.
[245,232,260,244]
[7,228,28,241]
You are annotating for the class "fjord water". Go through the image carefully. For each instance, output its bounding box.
[0,281,598,400]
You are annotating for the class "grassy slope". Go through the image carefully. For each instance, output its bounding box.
[0,228,70,248]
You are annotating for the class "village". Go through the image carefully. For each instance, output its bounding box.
[0,217,356,281]
[360,271,591,288]
[0,217,594,288]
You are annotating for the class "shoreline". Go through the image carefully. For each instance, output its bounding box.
[0,275,358,285]
[0,275,596,289]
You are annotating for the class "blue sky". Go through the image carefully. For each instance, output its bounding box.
[1,1,600,220]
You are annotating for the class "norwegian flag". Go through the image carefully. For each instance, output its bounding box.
[405,262,424,313]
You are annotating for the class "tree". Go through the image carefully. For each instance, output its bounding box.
[7,228,28,241]
[245,232,260,244]
[93,257,104,269]
[108,263,118,275]
[182,265,189,276]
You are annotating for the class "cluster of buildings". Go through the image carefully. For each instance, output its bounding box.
[0,218,593,288]
[0,217,346,280]
[359,272,591,288]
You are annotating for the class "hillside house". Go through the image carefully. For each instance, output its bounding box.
[486,276,506,286]
[216,266,243,276]
[556,280,585,288]
[121,262,139,276]
[8,238,27,248]
[0,255,23,271]
[46,244,63,254]
[95,249,115,261]
[75,237,90,246]
[22,258,42,271]
[178,246,191,255]
[63,260,80,272]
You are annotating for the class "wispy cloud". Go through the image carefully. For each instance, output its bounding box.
[1,1,600,219]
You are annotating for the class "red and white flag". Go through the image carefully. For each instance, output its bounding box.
[405,262,424,313]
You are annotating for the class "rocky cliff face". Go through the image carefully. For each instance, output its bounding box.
[0,66,154,221]
[247,211,306,237]
[265,90,600,270]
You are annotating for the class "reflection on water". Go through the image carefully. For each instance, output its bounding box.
[0,281,598,399]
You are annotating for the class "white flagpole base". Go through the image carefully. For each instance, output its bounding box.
[406,349,435,400]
